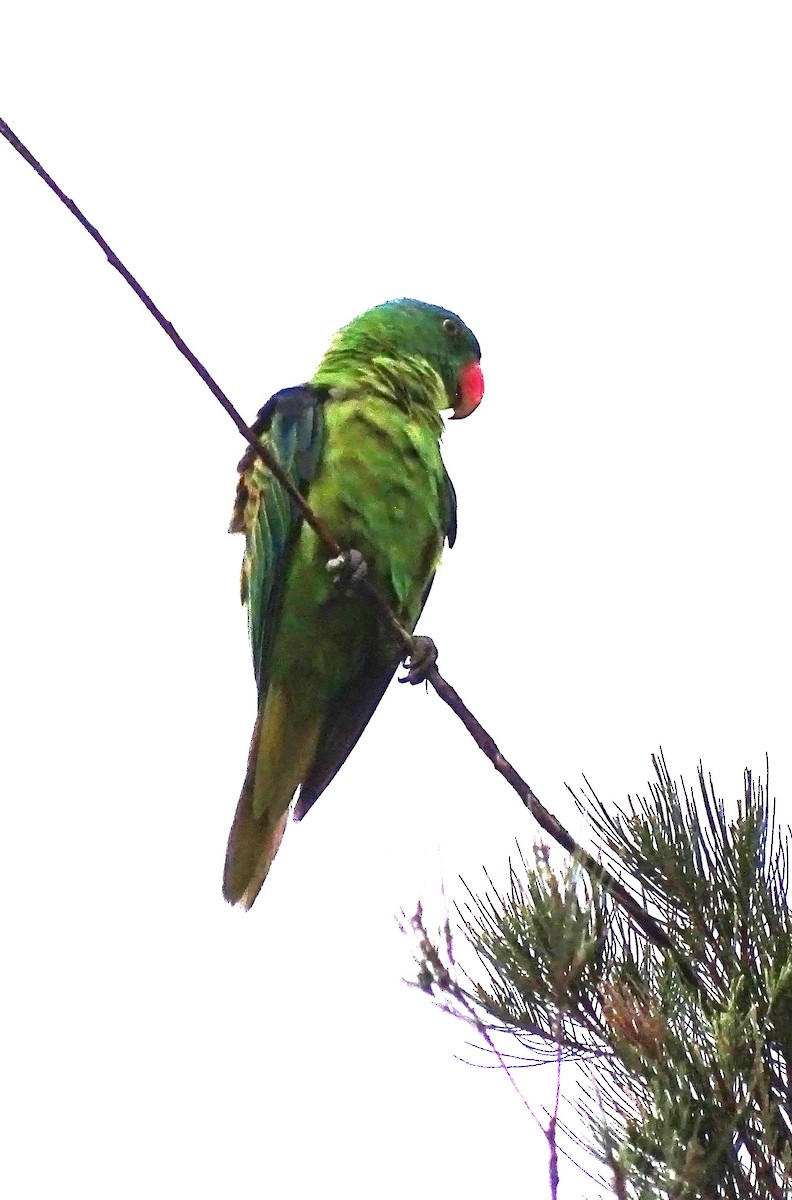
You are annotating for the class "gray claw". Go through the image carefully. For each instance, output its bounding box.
[399,635,438,686]
[326,548,368,595]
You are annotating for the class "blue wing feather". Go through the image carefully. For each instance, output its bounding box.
[443,466,457,548]
[230,385,326,697]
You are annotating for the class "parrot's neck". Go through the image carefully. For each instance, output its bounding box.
[312,352,446,436]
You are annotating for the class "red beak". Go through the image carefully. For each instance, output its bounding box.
[451,360,484,419]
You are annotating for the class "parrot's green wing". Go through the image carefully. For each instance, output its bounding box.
[293,463,457,820]
[230,385,326,694]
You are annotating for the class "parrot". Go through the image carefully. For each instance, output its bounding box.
[223,298,484,908]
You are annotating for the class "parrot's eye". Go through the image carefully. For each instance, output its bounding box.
[442,318,460,337]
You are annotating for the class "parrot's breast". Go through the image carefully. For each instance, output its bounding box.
[317,397,446,608]
[268,395,447,710]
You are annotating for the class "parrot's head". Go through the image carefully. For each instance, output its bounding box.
[329,299,484,419]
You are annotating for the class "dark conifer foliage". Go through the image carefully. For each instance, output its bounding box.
[412,758,792,1199]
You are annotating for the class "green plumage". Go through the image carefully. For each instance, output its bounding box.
[223,299,483,908]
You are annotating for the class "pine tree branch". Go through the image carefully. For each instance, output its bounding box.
[0,114,707,1001]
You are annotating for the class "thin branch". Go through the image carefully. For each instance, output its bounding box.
[547,1019,563,1200]
[409,905,605,1195]
[429,670,709,1000]
[1,114,706,1000]
[0,115,413,655]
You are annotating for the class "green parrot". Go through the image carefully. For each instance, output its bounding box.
[223,298,484,908]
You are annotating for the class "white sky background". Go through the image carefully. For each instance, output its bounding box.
[2,3,791,1197]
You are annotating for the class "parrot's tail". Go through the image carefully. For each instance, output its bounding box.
[223,686,321,909]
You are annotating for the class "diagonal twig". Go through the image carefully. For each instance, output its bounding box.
[0,114,708,999]
[0,116,413,653]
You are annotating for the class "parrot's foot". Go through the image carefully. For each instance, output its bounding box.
[399,635,438,686]
[326,548,368,595]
